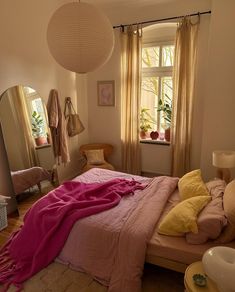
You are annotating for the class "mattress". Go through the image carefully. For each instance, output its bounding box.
[147,183,235,267]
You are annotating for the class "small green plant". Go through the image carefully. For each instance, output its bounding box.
[31,111,44,138]
[192,274,207,287]
[140,108,157,132]
[157,94,172,129]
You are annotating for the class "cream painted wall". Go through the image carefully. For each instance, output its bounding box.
[87,30,121,170]
[87,0,211,175]
[200,0,235,180]
[1,0,232,215]
[0,0,89,186]
[100,0,211,27]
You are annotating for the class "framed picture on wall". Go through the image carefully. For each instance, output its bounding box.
[97,80,115,106]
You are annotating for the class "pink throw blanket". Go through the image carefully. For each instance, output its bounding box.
[0,178,144,290]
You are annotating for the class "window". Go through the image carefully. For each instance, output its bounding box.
[141,41,175,138]
[23,87,48,140]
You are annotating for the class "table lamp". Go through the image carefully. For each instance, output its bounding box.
[202,246,235,292]
[212,150,235,184]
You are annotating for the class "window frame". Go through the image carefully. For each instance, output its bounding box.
[141,39,174,142]
[24,90,49,140]
[142,40,174,72]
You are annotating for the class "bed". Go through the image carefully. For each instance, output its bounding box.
[11,166,51,195]
[55,168,235,291]
[2,167,235,291]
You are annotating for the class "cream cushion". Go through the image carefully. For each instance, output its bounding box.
[223,180,235,225]
[178,169,209,201]
[217,224,235,243]
[84,149,105,165]
[158,195,211,236]
[217,180,235,243]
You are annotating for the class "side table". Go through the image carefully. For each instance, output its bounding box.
[184,261,219,292]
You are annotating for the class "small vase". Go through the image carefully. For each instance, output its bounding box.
[150,131,159,140]
[140,130,147,139]
[165,127,170,142]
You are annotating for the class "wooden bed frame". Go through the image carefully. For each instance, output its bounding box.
[146,254,187,273]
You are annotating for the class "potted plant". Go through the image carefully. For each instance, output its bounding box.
[157,94,172,142]
[31,111,47,146]
[140,108,157,139]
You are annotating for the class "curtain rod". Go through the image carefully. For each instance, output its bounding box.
[113,10,211,29]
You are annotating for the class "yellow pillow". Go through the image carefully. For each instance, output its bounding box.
[85,149,105,165]
[158,196,211,236]
[178,169,209,201]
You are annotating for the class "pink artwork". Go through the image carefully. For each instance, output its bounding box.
[97,80,115,106]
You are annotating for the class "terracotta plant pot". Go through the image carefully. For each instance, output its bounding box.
[140,130,147,139]
[164,128,171,142]
[35,136,48,146]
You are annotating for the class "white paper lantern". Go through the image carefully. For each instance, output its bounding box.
[47,2,114,73]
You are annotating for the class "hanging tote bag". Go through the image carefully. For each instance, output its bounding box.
[64,97,85,137]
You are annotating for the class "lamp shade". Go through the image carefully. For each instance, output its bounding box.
[47,2,114,73]
[212,150,235,168]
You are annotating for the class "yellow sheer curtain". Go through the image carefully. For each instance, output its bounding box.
[120,26,142,175]
[171,17,199,177]
[11,85,38,167]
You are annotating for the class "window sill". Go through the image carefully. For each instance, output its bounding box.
[35,143,52,150]
[140,139,170,146]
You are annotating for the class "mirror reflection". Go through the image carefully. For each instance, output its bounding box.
[0,85,55,196]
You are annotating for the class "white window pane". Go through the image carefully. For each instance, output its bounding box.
[32,98,43,115]
[162,46,174,67]
[159,77,173,131]
[24,87,36,94]
[142,47,160,68]
[141,77,158,132]
[23,86,48,141]
[31,99,47,137]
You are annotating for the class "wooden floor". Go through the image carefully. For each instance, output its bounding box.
[0,185,54,247]
[0,185,185,291]
[0,184,54,246]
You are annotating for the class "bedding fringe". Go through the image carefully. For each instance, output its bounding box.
[0,230,23,291]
